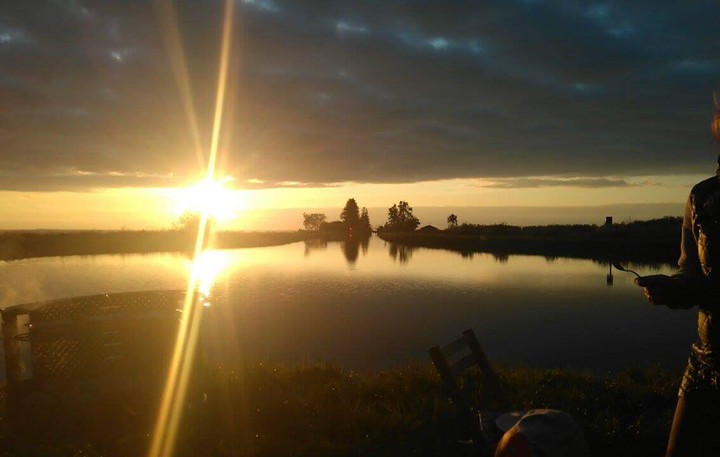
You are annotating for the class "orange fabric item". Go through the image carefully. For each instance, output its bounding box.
[495,427,533,457]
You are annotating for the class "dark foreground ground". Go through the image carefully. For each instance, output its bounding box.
[2,362,681,457]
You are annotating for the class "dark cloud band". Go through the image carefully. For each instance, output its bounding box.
[1,0,719,191]
[474,177,655,189]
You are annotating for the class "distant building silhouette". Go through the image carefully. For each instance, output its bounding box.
[419,225,440,232]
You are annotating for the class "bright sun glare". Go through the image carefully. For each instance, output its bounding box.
[173,177,249,221]
[191,249,231,302]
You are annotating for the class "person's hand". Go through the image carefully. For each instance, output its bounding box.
[634,274,684,307]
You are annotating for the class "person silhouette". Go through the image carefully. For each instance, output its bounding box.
[635,102,720,456]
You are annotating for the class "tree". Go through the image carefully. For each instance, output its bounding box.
[172,211,201,231]
[447,213,458,228]
[359,207,372,233]
[303,213,327,231]
[387,205,398,228]
[319,220,346,232]
[384,200,420,232]
[340,198,360,229]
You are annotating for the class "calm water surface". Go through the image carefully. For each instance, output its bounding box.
[0,235,694,371]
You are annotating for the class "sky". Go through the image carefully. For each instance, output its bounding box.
[1,0,720,230]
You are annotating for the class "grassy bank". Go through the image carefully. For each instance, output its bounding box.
[5,363,682,456]
[379,232,678,264]
[379,218,682,264]
[0,230,316,261]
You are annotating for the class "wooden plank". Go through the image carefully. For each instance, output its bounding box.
[430,343,492,457]
[450,353,477,377]
[429,346,471,414]
[463,328,509,410]
[443,336,468,357]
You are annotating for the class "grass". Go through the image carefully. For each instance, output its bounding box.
[2,362,682,456]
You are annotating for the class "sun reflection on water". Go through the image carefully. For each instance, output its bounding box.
[190,249,231,305]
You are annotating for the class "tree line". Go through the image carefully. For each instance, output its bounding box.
[303,198,372,234]
[302,199,426,233]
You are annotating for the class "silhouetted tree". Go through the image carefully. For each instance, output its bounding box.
[447,213,458,228]
[340,198,360,229]
[303,212,327,231]
[172,211,201,232]
[319,221,347,233]
[384,200,420,232]
[359,207,372,233]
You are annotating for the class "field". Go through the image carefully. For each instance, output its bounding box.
[3,362,681,457]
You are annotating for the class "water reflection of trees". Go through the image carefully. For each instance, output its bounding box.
[305,235,371,266]
[343,237,360,265]
[303,238,328,257]
[591,259,671,271]
[388,243,417,264]
[342,234,372,266]
[492,252,509,263]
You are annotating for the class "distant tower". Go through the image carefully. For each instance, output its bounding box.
[605,216,613,226]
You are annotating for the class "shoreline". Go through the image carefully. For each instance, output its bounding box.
[0,220,683,265]
[0,230,319,261]
[378,232,679,265]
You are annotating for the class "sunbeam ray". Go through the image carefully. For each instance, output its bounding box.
[149,0,236,455]
[154,0,206,171]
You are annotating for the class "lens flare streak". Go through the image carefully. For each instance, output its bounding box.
[154,0,205,170]
[149,0,236,456]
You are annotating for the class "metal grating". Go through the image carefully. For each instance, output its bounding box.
[1,289,206,451]
[3,289,189,384]
[26,289,187,324]
[31,325,181,380]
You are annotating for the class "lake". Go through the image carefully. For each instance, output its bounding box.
[0,235,695,372]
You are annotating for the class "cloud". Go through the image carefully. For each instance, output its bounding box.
[0,169,181,192]
[241,179,343,189]
[474,177,653,189]
[1,1,720,191]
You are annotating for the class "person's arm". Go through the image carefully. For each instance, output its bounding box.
[636,194,710,309]
[676,194,703,280]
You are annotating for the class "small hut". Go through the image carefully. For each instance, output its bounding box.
[419,225,440,233]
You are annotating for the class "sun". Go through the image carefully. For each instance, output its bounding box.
[173,176,249,221]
